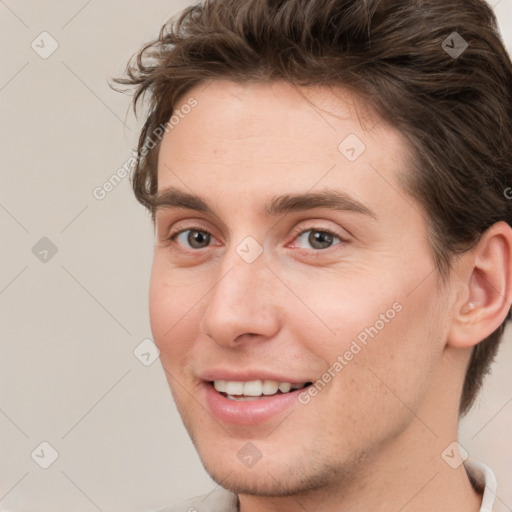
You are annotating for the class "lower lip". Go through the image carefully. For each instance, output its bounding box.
[203,382,305,425]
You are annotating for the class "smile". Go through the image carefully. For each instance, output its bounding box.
[203,379,314,425]
[213,379,311,401]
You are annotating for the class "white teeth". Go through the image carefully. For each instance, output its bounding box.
[213,379,307,397]
[278,382,292,393]
[262,380,279,395]
[226,395,260,401]
[225,381,244,395]
[213,380,227,393]
[243,380,264,396]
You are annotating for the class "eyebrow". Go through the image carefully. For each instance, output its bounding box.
[152,186,377,220]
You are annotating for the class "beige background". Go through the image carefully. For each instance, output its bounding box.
[0,1,511,511]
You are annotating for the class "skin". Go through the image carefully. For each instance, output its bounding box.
[148,79,512,512]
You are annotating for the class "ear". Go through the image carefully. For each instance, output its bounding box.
[448,221,512,349]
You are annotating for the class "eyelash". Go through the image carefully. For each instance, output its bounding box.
[167,224,346,252]
[289,225,345,249]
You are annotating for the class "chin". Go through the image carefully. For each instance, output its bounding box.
[205,463,319,497]
[192,437,355,498]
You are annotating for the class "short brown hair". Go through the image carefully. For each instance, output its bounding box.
[112,0,512,416]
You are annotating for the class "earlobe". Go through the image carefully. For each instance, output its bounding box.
[448,221,512,349]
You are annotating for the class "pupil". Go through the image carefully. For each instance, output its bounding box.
[189,230,209,248]
[309,231,333,249]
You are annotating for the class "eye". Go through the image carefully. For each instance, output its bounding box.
[171,228,214,249]
[293,228,343,250]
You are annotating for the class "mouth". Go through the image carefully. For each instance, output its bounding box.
[211,379,313,401]
[201,372,316,425]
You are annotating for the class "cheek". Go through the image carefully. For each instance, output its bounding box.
[295,269,402,352]
[148,260,200,363]
[298,264,447,394]
[325,279,446,419]
[148,262,171,343]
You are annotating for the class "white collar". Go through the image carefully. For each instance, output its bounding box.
[464,458,498,512]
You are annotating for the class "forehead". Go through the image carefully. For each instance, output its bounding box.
[156,80,414,217]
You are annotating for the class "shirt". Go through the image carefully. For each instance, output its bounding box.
[155,458,500,512]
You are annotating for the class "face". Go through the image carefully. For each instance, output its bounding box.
[149,80,452,496]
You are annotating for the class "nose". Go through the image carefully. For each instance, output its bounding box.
[199,248,282,347]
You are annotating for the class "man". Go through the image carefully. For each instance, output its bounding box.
[113,0,512,510]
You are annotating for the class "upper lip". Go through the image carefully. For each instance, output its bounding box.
[199,369,312,384]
